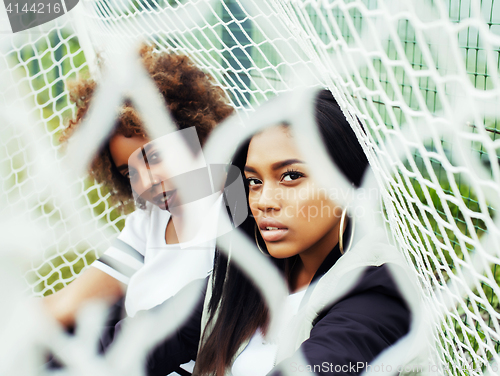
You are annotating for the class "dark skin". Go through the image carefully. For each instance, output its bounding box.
[245,126,346,292]
[108,134,179,244]
[44,46,235,328]
[43,134,182,327]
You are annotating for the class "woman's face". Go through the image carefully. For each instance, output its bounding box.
[109,134,177,210]
[244,126,343,259]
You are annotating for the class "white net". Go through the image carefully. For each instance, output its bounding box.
[1,0,499,375]
[0,20,121,292]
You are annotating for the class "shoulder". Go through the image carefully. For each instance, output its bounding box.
[116,206,153,256]
[312,265,410,346]
[272,265,411,374]
[118,204,170,254]
[293,266,410,372]
[121,204,154,230]
[315,264,409,322]
[342,264,406,301]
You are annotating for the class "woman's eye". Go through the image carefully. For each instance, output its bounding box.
[282,170,304,182]
[148,151,162,163]
[246,178,261,187]
[126,169,137,180]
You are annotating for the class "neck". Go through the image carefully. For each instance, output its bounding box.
[292,219,346,292]
[165,217,179,244]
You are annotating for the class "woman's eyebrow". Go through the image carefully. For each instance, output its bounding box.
[243,159,305,173]
[244,159,305,173]
[270,159,304,170]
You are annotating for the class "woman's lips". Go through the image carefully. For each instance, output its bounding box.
[258,218,289,242]
[260,228,288,242]
[153,189,176,210]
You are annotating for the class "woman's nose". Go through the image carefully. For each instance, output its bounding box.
[256,184,281,212]
[134,167,162,195]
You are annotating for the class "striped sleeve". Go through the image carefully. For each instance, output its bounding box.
[93,238,145,285]
[93,207,150,284]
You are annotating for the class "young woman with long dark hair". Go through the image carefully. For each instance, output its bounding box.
[143,90,412,375]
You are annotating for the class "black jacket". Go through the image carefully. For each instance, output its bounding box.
[144,242,411,376]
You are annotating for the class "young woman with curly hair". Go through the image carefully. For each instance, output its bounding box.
[43,47,234,329]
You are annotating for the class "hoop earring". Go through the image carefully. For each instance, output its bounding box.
[339,207,347,255]
[254,224,266,254]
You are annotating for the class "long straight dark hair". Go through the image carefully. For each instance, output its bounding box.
[195,90,369,375]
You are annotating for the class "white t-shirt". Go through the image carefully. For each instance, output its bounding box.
[231,289,307,376]
[93,194,222,317]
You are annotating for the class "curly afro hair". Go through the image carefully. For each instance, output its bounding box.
[60,46,234,212]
